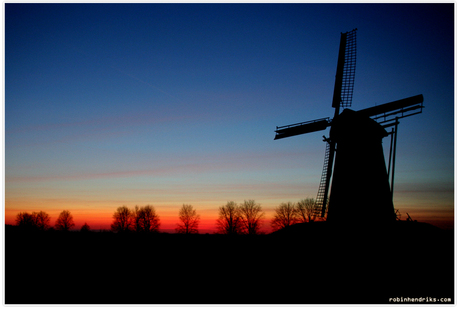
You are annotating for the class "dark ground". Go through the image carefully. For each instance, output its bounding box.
[5,221,455,304]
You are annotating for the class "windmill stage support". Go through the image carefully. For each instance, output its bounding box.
[390,118,399,199]
[387,128,394,178]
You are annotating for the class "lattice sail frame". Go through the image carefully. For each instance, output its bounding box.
[340,29,357,108]
[315,29,357,218]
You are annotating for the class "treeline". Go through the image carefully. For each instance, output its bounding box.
[14,210,77,232]
[13,198,322,234]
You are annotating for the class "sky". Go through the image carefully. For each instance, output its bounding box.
[4,3,455,232]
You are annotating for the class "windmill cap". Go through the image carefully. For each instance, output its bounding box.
[330,109,389,143]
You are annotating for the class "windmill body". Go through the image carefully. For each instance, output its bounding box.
[327,109,394,223]
[274,29,424,224]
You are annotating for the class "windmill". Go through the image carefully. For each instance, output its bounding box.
[274,29,423,223]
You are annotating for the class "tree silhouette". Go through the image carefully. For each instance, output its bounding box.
[55,210,75,231]
[80,222,91,232]
[129,205,143,232]
[111,206,133,233]
[176,204,200,234]
[15,212,36,230]
[15,211,51,231]
[271,202,299,232]
[133,206,142,232]
[133,205,160,233]
[296,198,318,223]
[32,211,51,231]
[240,200,264,235]
[216,201,242,235]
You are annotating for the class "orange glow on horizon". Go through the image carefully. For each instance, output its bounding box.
[4,200,275,233]
[5,196,453,233]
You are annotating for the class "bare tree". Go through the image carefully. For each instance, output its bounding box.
[216,201,242,235]
[32,211,51,231]
[176,204,200,234]
[133,206,143,233]
[296,198,318,223]
[16,211,51,231]
[240,200,264,235]
[80,222,91,232]
[271,202,299,232]
[15,212,36,230]
[133,205,160,233]
[111,206,133,233]
[55,210,75,231]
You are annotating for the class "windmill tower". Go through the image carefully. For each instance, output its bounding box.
[274,29,423,223]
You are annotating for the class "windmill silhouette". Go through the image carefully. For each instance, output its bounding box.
[274,29,423,223]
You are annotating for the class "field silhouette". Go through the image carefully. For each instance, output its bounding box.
[5,221,454,304]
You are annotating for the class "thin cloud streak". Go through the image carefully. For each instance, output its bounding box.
[110,65,183,103]
[6,109,198,136]
[6,164,202,182]
[6,149,312,183]
[395,182,454,194]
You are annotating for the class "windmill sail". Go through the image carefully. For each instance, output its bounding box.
[314,141,332,217]
[339,29,357,108]
[316,141,334,217]
[358,94,424,124]
[274,117,330,140]
[332,29,357,112]
[316,28,357,217]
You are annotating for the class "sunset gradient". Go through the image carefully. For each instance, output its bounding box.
[5,3,454,232]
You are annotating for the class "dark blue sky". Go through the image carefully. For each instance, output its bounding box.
[5,3,454,230]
